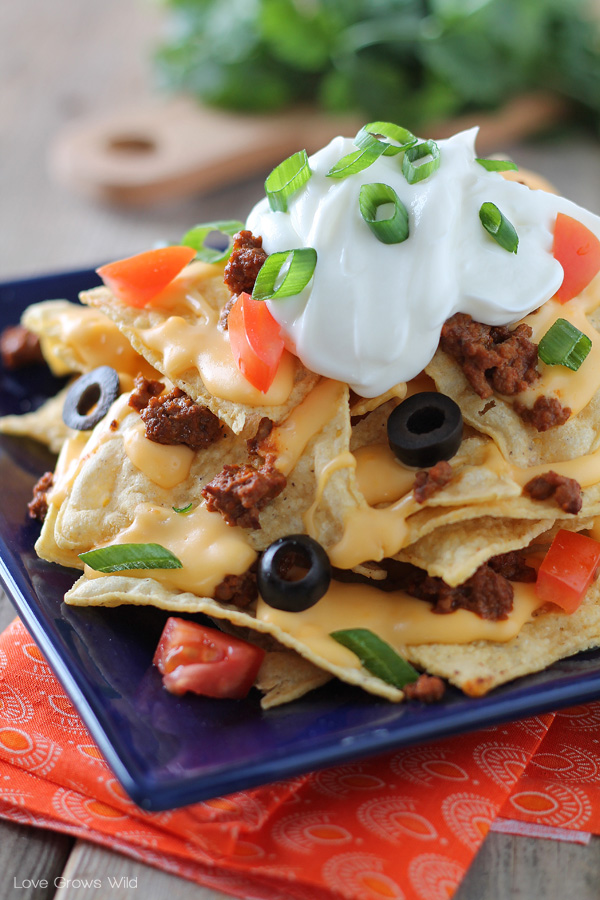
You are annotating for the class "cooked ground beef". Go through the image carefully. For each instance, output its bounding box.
[0,325,44,369]
[223,230,267,296]
[202,462,286,529]
[487,550,537,582]
[213,570,258,608]
[440,312,540,399]
[140,387,223,451]
[128,374,165,412]
[403,674,446,703]
[218,294,237,332]
[247,416,276,460]
[28,471,54,522]
[513,395,571,432]
[523,470,583,514]
[413,460,453,503]
[402,562,514,620]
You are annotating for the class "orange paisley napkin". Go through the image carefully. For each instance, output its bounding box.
[0,616,593,900]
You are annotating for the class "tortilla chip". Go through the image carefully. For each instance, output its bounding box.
[81,265,319,437]
[64,572,403,702]
[22,300,155,379]
[405,581,600,696]
[0,385,75,453]
[256,651,332,709]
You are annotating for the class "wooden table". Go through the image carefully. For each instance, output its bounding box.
[3,1,600,897]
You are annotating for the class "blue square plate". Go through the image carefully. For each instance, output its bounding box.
[3,268,600,811]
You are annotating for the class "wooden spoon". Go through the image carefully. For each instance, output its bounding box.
[48,92,568,206]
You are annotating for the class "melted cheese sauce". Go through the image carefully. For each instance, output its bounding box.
[257,581,542,663]
[123,420,194,489]
[142,315,296,406]
[32,303,154,378]
[85,503,257,596]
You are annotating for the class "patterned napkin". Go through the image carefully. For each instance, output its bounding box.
[0,616,597,900]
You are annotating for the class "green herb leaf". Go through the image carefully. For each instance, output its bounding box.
[265,149,312,211]
[181,220,244,264]
[402,140,441,184]
[476,158,518,172]
[173,503,193,515]
[79,543,183,573]
[359,183,409,244]
[326,145,385,179]
[252,248,317,301]
[479,202,519,253]
[355,121,417,157]
[538,317,592,371]
[330,628,419,689]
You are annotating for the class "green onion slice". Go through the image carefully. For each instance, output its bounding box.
[355,121,417,157]
[181,220,243,264]
[252,248,317,301]
[359,183,409,245]
[172,502,193,515]
[476,158,518,173]
[79,543,183,573]
[479,202,519,253]
[538,318,592,371]
[330,628,419,690]
[265,150,312,212]
[402,140,441,184]
[327,145,385,179]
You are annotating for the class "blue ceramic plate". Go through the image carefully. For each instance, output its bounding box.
[3,268,600,811]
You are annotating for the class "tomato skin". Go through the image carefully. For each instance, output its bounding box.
[228,292,284,393]
[553,213,600,303]
[535,529,600,613]
[96,246,196,308]
[153,617,265,699]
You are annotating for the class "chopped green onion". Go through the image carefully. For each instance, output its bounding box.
[326,145,385,179]
[252,248,317,301]
[359,183,409,245]
[330,628,419,690]
[402,140,441,184]
[181,220,244,264]
[476,158,518,173]
[173,503,193,515]
[355,121,417,157]
[265,150,312,212]
[479,202,519,253]
[79,543,183,573]
[538,318,592,371]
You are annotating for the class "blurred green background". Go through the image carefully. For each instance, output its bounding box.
[155,0,600,130]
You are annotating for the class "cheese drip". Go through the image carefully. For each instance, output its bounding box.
[257,581,542,667]
[123,420,194,489]
[141,316,295,407]
[84,503,257,596]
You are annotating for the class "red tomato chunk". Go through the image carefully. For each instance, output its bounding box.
[535,529,600,614]
[553,213,600,303]
[153,617,265,699]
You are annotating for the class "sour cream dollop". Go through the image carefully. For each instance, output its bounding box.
[246,128,597,397]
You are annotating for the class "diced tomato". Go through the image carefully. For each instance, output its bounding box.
[228,291,284,393]
[535,529,600,613]
[96,245,196,308]
[153,617,265,699]
[553,213,600,303]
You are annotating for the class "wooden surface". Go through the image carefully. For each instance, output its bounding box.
[3,1,600,898]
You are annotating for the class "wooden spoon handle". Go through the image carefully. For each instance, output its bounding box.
[48,93,568,207]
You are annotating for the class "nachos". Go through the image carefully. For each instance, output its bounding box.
[4,124,600,709]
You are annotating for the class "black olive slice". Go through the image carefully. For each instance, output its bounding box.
[387,391,463,467]
[257,534,332,612]
[62,366,121,431]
